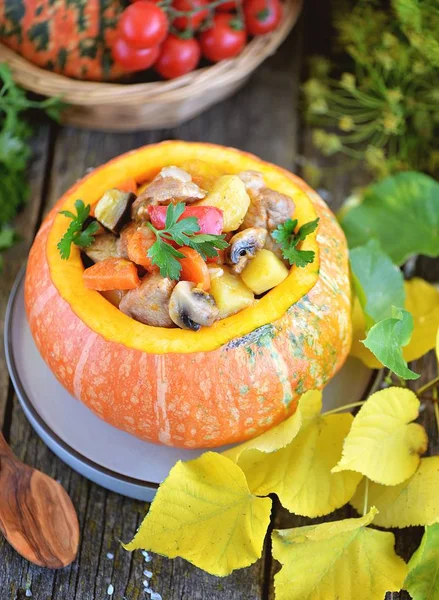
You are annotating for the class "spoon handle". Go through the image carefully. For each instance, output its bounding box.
[0,432,17,460]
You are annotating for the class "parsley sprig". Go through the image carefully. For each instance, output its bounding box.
[146,202,229,280]
[57,200,100,260]
[272,217,319,268]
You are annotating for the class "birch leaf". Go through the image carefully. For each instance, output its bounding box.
[350,278,439,367]
[226,390,362,517]
[272,507,407,600]
[350,458,439,528]
[124,452,272,576]
[332,387,427,485]
[404,524,439,600]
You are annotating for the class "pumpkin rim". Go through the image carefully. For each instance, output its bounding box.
[46,141,320,354]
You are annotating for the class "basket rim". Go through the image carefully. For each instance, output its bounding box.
[0,0,302,106]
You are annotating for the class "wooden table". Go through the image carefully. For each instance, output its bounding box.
[1,2,437,598]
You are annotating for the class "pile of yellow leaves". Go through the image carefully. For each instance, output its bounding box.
[124,278,439,600]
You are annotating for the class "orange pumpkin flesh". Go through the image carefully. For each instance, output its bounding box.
[25,142,351,449]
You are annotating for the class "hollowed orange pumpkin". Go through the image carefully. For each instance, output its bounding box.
[25,142,351,449]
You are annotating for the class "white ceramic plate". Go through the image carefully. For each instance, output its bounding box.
[5,268,378,501]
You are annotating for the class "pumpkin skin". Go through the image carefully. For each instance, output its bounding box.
[25,142,351,449]
[0,0,126,81]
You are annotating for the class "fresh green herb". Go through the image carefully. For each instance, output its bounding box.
[146,202,229,279]
[303,0,439,178]
[272,217,319,268]
[0,63,64,268]
[57,200,100,260]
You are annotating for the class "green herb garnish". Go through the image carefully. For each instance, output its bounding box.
[146,203,229,280]
[0,63,64,269]
[57,200,100,260]
[272,217,319,268]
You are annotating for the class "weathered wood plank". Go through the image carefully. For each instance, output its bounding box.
[0,125,50,432]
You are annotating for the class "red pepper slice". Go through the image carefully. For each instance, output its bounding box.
[148,205,224,235]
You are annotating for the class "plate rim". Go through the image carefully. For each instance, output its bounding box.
[5,266,383,494]
[5,265,158,492]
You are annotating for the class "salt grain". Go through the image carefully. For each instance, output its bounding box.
[25,591,32,598]
[142,550,152,561]
[107,584,114,596]
[150,593,162,600]
[143,569,153,578]
[107,552,114,560]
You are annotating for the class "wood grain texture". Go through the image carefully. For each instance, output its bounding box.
[0,126,50,432]
[0,433,79,569]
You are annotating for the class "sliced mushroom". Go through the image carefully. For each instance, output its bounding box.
[94,189,136,233]
[132,166,206,221]
[119,273,176,327]
[84,231,119,263]
[226,227,267,274]
[169,281,219,331]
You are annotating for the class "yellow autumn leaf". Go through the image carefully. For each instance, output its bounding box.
[351,278,439,368]
[272,507,407,600]
[124,452,272,576]
[350,457,439,528]
[225,390,362,517]
[332,387,427,485]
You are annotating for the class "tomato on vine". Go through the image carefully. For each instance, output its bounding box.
[112,38,160,71]
[216,0,238,11]
[155,35,201,79]
[199,14,246,62]
[119,1,169,49]
[244,0,282,35]
[172,0,210,31]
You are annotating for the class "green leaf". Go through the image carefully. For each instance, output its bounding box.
[0,226,16,250]
[340,172,439,265]
[272,217,319,268]
[404,524,439,600]
[57,199,97,260]
[363,307,419,379]
[147,237,184,280]
[350,239,405,325]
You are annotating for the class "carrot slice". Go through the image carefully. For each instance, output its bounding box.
[126,226,158,270]
[83,258,140,291]
[179,247,210,291]
[117,178,138,193]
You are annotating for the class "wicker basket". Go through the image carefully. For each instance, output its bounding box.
[0,0,302,131]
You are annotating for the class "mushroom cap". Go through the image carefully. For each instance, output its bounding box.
[169,281,219,331]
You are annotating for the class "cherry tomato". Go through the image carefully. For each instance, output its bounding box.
[199,14,246,62]
[112,38,160,71]
[154,35,201,79]
[217,0,237,11]
[172,0,209,30]
[119,1,169,49]
[244,0,282,35]
[149,205,223,234]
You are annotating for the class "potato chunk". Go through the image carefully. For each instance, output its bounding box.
[241,249,289,295]
[210,267,255,318]
[198,175,250,232]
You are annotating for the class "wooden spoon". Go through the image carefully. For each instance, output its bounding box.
[0,432,79,568]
